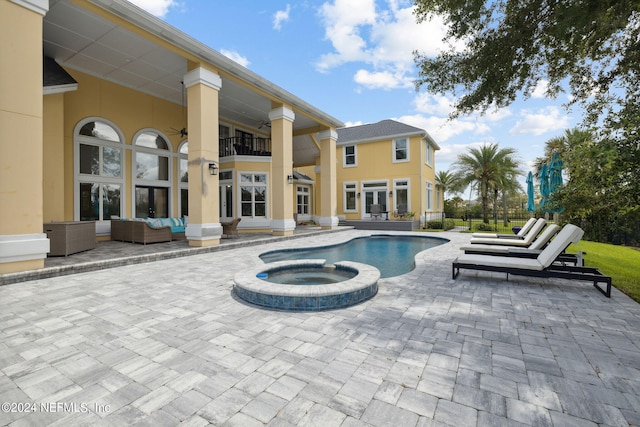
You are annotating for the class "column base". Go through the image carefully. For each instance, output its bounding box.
[318,216,339,229]
[271,219,296,234]
[0,233,50,273]
[186,223,222,246]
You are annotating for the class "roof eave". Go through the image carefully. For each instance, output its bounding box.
[88,0,344,129]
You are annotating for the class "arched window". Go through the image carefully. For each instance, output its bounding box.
[178,141,188,217]
[74,118,124,231]
[132,130,172,218]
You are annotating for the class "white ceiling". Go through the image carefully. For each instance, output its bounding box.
[43,0,341,165]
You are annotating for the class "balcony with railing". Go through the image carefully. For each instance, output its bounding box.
[220,137,271,158]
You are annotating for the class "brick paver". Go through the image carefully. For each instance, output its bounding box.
[0,229,639,426]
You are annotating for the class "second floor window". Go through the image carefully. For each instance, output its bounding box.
[344,145,356,167]
[394,138,408,162]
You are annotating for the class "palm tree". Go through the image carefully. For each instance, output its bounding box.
[435,170,460,198]
[452,143,521,223]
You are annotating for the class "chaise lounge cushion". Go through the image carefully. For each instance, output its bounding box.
[469,218,547,246]
[460,224,561,254]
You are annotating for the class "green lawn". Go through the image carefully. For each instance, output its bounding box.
[570,241,640,302]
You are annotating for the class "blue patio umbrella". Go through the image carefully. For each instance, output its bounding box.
[548,153,565,213]
[538,163,550,212]
[526,171,536,212]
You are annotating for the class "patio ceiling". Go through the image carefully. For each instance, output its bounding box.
[42,0,342,166]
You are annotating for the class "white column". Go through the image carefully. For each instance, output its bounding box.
[318,129,339,228]
[183,67,223,246]
[269,106,296,235]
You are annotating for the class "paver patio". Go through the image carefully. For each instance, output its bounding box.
[0,229,639,426]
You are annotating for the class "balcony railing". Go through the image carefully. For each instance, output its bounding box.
[220,137,271,157]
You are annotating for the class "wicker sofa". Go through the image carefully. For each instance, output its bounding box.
[111,218,185,244]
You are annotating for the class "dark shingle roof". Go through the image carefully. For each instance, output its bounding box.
[43,56,77,88]
[336,119,426,144]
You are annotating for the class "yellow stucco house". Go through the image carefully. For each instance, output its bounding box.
[296,120,442,226]
[1,0,344,274]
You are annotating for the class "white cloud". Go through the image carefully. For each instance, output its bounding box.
[510,106,569,136]
[413,93,455,116]
[273,4,291,31]
[127,0,177,17]
[315,0,455,90]
[343,120,365,127]
[531,80,549,99]
[353,69,412,89]
[393,114,489,143]
[219,49,250,68]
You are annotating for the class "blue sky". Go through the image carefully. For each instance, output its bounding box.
[129,0,581,188]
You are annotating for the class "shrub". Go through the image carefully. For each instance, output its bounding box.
[475,222,494,231]
[426,219,456,231]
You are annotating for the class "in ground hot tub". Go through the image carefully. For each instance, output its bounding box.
[233,259,379,311]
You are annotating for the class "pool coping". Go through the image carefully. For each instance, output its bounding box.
[233,259,380,311]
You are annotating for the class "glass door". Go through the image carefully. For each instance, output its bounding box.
[362,182,388,218]
[135,186,168,218]
[219,183,233,221]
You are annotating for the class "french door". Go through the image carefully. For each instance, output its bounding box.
[362,182,388,218]
[135,186,168,218]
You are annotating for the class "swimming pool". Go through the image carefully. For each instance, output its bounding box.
[259,234,448,278]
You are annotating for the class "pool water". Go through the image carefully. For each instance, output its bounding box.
[261,266,357,285]
[260,235,447,278]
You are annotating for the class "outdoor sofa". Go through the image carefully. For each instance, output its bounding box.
[111,218,185,244]
[452,224,611,297]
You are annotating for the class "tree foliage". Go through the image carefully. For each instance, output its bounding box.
[537,128,640,244]
[413,0,640,124]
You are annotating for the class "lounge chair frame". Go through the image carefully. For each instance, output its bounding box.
[452,261,611,297]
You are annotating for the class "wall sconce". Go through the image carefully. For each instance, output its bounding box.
[208,162,218,175]
[287,175,294,184]
[389,191,393,197]
[357,192,361,198]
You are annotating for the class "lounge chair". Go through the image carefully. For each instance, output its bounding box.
[452,224,611,297]
[461,224,583,266]
[462,224,560,254]
[469,218,547,247]
[472,217,537,238]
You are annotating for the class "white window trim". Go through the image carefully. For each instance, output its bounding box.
[343,144,357,168]
[343,181,358,213]
[392,178,410,212]
[392,138,410,163]
[131,128,175,218]
[425,180,434,212]
[73,117,126,234]
[425,140,433,167]
[238,171,269,225]
[296,184,311,218]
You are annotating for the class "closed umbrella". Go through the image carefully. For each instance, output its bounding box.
[526,171,535,212]
[538,163,550,212]
[548,153,565,213]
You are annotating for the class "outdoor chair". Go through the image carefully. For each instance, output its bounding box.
[222,218,241,238]
[469,218,547,247]
[396,203,408,218]
[370,204,382,220]
[452,224,611,297]
[472,217,537,238]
